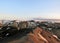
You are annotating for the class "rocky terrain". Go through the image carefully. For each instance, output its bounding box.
[0,27,60,43]
[0,20,60,43]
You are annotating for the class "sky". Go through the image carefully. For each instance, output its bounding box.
[0,0,60,20]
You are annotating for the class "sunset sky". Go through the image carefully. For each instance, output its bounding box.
[0,0,60,20]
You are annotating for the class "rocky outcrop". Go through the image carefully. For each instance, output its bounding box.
[1,27,60,43]
[9,27,60,43]
[25,27,60,43]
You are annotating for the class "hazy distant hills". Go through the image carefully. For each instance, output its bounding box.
[32,18,60,21]
[0,17,60,22]
[31,18,60,22]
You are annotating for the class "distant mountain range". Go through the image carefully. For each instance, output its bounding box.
[0,17,60,22]
[32,18,60,21]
